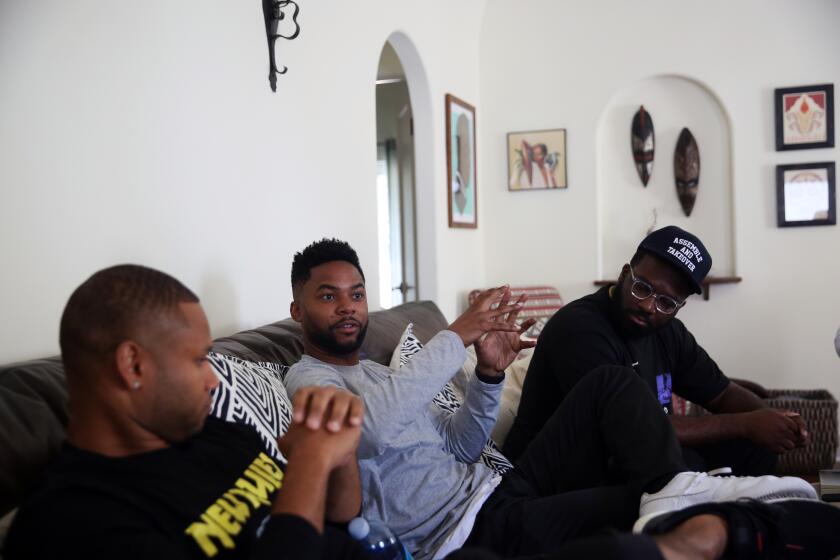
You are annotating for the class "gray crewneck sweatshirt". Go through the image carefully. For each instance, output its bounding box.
[284,330,503,558]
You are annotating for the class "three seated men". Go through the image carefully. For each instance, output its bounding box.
[6,235,838,560]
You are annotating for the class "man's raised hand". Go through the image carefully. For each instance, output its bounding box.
[473,289,537,376]
[448,286,525,346]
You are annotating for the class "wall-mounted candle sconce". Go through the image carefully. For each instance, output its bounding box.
[262,0,301,92]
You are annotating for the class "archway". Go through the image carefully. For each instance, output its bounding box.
[378,32,437,304]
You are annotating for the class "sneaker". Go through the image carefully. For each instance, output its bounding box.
[639,471,817,518]
[634,498,840,559]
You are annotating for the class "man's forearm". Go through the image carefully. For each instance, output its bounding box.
[271,450,331,533]
[438,371,502,462]
[705,382,767,414]
[669,413,746,446]
[325,455,361,523]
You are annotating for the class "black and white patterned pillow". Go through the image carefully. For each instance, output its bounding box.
[391,325,513,475]
[208,352,292,463]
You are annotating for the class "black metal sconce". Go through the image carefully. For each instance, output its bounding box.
[262,0,301,92]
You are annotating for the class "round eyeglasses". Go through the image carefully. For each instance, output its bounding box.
[627,265,686,315]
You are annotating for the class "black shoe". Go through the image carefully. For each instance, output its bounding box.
[635,498,840,559]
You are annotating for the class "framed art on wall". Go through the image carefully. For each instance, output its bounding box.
[446,93,477,228]
[775,84,835,151]
[507,129,567,191]
[776,162,836,227]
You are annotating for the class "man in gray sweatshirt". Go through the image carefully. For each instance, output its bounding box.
[284,239,818,560]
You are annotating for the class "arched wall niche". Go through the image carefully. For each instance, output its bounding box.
[595,75,735,282]
[381,31,438,303]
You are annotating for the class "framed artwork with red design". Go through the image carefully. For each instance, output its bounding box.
[775,83,834,150]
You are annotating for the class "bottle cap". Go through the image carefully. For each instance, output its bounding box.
[348,517,370,540]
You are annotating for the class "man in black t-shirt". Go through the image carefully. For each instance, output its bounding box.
[5,265,368,560]
[505,226,809,476]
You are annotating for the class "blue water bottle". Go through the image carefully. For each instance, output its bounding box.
[348,517,413,559]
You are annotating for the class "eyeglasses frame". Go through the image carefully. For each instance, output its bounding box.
[626,264,686,315]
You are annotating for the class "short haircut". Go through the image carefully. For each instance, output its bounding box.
[291,238,365,295]
[59,265,199,375]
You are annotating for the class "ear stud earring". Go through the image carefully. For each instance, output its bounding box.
[131,380,141,390]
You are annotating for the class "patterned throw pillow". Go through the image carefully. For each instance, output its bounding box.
[391,324,514,475]
[208,352,292,463]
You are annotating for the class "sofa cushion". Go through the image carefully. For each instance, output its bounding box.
[212,319,305,365]
[490,350,532,449]
[362,301,449,365]
[0,358,68,517]
[208,353,292,462]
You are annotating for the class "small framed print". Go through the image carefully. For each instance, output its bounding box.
[507,129,568,191]
[776,162,836,227]
[775,84,834,150]
[446,94,477,228]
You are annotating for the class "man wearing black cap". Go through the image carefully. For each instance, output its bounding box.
[504,226,808,476]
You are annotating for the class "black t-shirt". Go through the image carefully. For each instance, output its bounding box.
[503,286,729,460]
[5,418,365,560]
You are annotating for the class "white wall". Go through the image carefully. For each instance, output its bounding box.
[4,0,839,404]
[0,0,487,362]
[480,0,840,398]
[597,76,734,278]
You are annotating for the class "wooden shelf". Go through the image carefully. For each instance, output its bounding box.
[593,276,742,301]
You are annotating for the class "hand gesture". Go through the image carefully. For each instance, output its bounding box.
[448,286,526,346]
[741,408,809,453]
[278,386,364,470]
[472,288,537,376]
[291,385,364,432]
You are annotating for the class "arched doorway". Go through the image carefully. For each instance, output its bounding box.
[375,41,418,308]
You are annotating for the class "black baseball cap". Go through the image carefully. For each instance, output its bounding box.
[637,226,712,295]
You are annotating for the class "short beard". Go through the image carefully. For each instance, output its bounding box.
[305,321,368,357]
[611,281,660,339]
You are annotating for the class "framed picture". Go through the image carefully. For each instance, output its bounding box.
[776,162,836,227]
[446,94,477,228]
[774,83,834,150]
[507,129,567,191]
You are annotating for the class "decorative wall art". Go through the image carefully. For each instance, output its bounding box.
[631,106,655,186]
[507,129,567,191]
[446,94,477,228]
[674,128,700,217]
[775,84,835,150]
[776,162,836,227]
